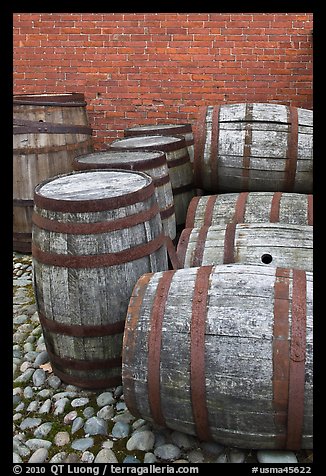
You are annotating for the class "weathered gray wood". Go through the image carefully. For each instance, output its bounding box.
[13,94,94,252]
[177,223,312,271]
[108,135,195,226]
[194,103,313,193]
[73,149,176,240]
[124,123,195,163]
[122,264,313,449]
[186,192,313,228]
[32,169,168,389]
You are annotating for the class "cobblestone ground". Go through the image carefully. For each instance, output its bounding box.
[13,252,313,464]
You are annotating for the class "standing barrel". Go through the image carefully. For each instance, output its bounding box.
[13,93,94,253]
[124,124,195,164]
[73,149,176,240]
[193,103,313,193]
[186,192,313,228]
[108,135,195,227]
[122,264,313,449]
[32,169,168,389]
[177,223,312,271]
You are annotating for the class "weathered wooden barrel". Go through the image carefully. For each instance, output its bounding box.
[124,123,195,164]
[122,264,313,450]
[73,149,176,240]
[186,192,313,228]
[108,135,195,227]
[13,93,94,253]
[193,103,313,193]
[177,223,312,271]
[32,169,168,389]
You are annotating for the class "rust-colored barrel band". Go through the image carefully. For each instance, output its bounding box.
[185,196,200,228]
[122,273,152,419]
[193,106,209,188]
[34,180,155,213]
[148,270,176,426]
[203,195,218,226]
[223,223,236,264]
[13,93,87,106]
[193,226,209,267]
[13,232,32,240]
[160,204,175,221]
[273,267,290,448]
[286,269,307,450]
[242,104,253,189]
[307,195,313,225]
[285,106,299,191]
[13,139,93,156]
[13,199,34,207]
[191,265,213,441]
[74,151,167,171]
[152,174,171,188]
[165,236,181,270]
[50,366,122,389]
[172,183,195,196]
[209,106,220,191]
[32,203,160,234]
[233,192,249,223]
[46,348,122,371]
[176,228,192,267]
[32,233,166,268]
[13,119,92,135]
[167,153,191,169]
[38,310,125,337]
[270,192,283,223]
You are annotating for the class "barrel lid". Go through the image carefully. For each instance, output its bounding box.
[109,135,186,152]
[34,169,154,212]
[13,93,87,107]
[124,123,193,136]
[74,149,167,171]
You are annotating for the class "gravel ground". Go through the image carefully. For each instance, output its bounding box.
[13,252,313,464]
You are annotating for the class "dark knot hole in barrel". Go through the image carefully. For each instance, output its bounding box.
[261,253,273,264]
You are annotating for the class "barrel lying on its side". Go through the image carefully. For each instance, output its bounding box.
[185,192,313,228]
[177,223,313,271]
[32,169,168,389]
[122,264,313,449]
[193,103,313,193]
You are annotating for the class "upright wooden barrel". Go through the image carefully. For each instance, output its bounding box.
[108,135,195,227]
[124,124,195,164]
[193,103,313,193]
[122,264,313,450]
[186,192,313,228]
[13,93,94,253]
[32,169,168,389]
[73,149,176,240]
[177,223,312,271]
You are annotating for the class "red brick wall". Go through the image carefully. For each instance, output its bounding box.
[13,13,313,149]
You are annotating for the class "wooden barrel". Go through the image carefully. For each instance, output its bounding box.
[177,223,312,271]
[122,264,313,450]
[124,123,195,164]
[73,149,176,240]
[186,192,313,228]
[108,135,195,227]
[193,103,313,193]
[13,93,94,253]
[32,169,168,389]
